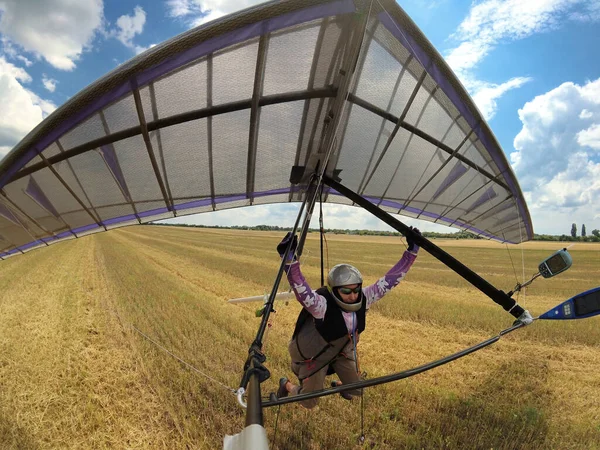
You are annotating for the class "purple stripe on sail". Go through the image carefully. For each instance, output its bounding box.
[174,195,245,211]
[1,183,521,256]
[432,162,468,201]
[494,201,514,216]
[99,146,131,201]
[475,200,514,221]
[19,240,44,251]
[138,208,168,218]
[25,176,60,218]
[466,187,497,214]
[176,198,211,209]
[379,13,532,241]
[493,212,519,228]
[173,187,298,211]
[72,223,101,235]
[0,203,20,225]
[326,192,516,241]
[104,214,138,226]
[254,187,297,198]
[214,194,246,204]
[374,197,437,218]
[74,187,302,226]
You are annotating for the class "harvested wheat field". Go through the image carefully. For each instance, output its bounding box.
[0,226,599,449]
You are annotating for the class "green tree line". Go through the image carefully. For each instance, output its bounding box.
[149,222,600,242]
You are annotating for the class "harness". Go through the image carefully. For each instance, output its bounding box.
[292,287,366,380]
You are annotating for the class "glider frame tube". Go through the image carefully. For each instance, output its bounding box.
[323,176,524,319]
[262,322,523,407]
[241,174,321,427]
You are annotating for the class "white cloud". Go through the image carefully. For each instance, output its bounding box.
[28,91,56,117]
[166,0,268,28]
[132,42,156,56]
[16,54,32,67]
[577,123,600,149]
[448,0,583,74]
[107,6,153,55]
[0,0,104,71]
[510,78,600,234]
[0,145,11,159]
[569,1,600,21]
[0,56,55,157]
[0,55,30,82]
[166,0,196,18]
[471,76,532,121]
[42,74,57,93]
[445,0,600,120]
[579,109,593,119]
[113,6,146,49]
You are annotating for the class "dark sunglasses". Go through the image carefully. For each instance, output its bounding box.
[338,286,361,295]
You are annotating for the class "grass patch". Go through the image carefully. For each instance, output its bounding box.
[0,226,599,448]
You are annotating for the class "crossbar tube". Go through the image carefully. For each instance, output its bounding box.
[323,176,524,318]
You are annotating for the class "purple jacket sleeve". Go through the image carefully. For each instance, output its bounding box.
[362,250,417,309]
[286,262,328,319]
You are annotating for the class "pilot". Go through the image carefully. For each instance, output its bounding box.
[275,229,420,408]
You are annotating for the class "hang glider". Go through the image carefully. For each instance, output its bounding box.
[0,0,533,260]
[3,1,594,449]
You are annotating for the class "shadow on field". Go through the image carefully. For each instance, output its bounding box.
[0,410,39,449]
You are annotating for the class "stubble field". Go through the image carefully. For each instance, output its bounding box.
[0,226,599,449]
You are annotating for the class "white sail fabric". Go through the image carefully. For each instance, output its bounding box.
[0,0,533,259]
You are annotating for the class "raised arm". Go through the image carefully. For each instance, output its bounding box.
[277,233,327,319]
[286,262,327,319]
[363,228,420,308]
[362,250,417,308]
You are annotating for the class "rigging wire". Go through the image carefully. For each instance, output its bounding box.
[504,239,521,286]
[360,392,365,444]
[271,405,282,448]
[465,157,525,298]
[516,197,527,300]
[351,315,366,443]
[319,183,325,286]
[322,217,330,275]
[318,182,331,279]
[502,196,528,305]
[102,296,238,395]
[131,325,236,394]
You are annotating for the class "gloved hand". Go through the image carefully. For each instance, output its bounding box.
[277,232,298,262]
[514,309,534,326]
[406,226,421,253]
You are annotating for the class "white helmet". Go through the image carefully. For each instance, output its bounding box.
[327,264,363,312]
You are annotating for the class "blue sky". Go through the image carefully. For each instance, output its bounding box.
[1,0,599,236]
